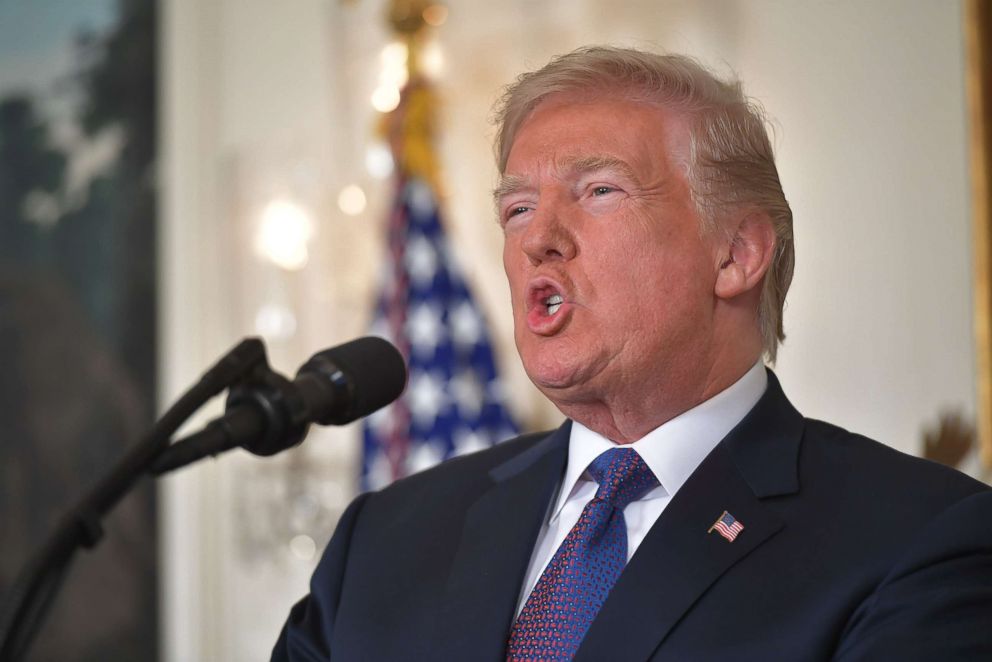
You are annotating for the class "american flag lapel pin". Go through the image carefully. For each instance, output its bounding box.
[708,510,744,542]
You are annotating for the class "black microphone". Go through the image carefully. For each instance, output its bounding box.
[150,336,407,474]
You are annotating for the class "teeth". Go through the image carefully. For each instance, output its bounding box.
[545,294,563,316]
[547,303,562,315]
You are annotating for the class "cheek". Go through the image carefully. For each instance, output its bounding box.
[602,239,711,321]
[501,240,517,280]
[502,243,527,312]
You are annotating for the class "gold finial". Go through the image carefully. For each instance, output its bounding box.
[387,0,431,36]
[386,1,446,80]
[377,0,447,195]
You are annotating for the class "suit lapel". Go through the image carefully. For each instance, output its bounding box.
[433,423,571,661]
[574,443,784,661]
[575,370,804,661]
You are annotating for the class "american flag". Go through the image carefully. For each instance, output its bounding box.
[362,176,519,491]
[709,511,744,542]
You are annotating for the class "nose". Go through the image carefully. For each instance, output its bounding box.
[520,198,577,266]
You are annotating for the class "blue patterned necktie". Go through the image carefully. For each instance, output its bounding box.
[506,447,659,661]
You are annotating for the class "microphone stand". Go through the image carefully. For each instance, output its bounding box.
[0,338,271,662]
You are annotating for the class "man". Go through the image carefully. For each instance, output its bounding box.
[273,47,992,661]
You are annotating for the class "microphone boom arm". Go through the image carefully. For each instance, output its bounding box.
[0,335,406,662]
[0,338,270,662]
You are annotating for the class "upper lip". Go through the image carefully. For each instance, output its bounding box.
[526,275,569,313]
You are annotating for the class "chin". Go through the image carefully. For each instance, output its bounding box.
[516,331,595,393]
[522,353,586,394]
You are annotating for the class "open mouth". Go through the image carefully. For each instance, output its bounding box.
[528,282,566,317]
[525,279,571,334]
[544,293,564,316]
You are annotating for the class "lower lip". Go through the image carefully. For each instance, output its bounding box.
[526,302,572,335]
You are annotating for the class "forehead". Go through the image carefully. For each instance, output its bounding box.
[503,94,689,181]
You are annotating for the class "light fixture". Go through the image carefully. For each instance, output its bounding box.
[420,39,445,79]
[422,4,448,27]
[371,85,401,112]
[254,303,298,340]
[255,199,314,271]
[365,143,395,179]
[337,184,367,216]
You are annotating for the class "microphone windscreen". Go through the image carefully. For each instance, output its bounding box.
[318,336,407,423]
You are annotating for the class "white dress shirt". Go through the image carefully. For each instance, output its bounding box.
[514,361,768,615]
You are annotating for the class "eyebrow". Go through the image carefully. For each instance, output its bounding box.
[567,155,638,183]
[492,155,639,204]
[492,174,529,204]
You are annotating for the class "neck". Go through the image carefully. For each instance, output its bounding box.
[551,349,761,445]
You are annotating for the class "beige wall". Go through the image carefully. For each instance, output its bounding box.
[160,1,976,659]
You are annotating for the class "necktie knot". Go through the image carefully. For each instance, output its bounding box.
[587,448,658,509]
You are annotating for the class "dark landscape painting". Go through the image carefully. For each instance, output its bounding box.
[0,1,158,659]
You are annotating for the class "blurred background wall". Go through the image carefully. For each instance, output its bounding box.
[0,0,981,660]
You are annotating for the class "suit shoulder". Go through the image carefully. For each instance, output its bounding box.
[800,417,989,505]
[363,429,557,504]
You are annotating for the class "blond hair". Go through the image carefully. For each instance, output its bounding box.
[493,46,794,361]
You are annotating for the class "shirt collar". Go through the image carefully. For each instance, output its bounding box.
[552,361,768,522]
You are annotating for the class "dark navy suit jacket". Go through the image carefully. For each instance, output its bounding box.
[272,373,992,660]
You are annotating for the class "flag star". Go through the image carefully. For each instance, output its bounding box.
[405,233,438,287]
[487,377,508,403]
[405,438,447,474]
[367,401,396,436]
[406,179,437,217]
[454,427,490,456]
[406,302,445,357]
[369,318,396,347]
[408,370,448,426]
[496,425,516,444]
[450,301,483,348]
[439,241,464,278]
[450,369,484,417]
[366,450,394,491]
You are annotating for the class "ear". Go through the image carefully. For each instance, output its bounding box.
[714,213,776,300]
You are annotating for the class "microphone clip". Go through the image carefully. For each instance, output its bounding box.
[224,356,312,457]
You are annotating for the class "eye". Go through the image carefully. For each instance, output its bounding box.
[502,205,532,225]
[592,186,614,196]
[498,205,530,228]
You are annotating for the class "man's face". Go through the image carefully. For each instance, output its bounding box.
[498,95,724,409]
